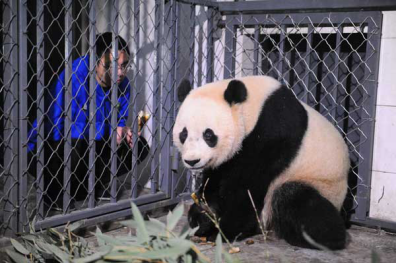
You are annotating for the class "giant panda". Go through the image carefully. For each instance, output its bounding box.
[173,76,350,250]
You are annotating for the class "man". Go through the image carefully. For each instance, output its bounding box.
[28,32,149,210]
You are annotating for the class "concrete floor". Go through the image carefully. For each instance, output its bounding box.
[2,203,396,263]
[92,203,396,263]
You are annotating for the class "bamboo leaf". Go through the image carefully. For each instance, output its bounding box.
[147,217,167,233]
[36,241,70,263]
[6,250,29,263]
[215,234,222,263]
[21,234,37,242]
[130,202,149,243]
[10,238,30,255]
[224,251,239,263]
[95,233,125,246]
[166,205,184,231]
[95,228,106,247]
[74,246,112,263]
[68,221,83,232]
[138,244,191,259]
[180,226,199,240]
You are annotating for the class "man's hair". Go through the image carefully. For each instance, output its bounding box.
[95,32,130,59]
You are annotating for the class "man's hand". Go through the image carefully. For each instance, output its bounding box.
[117,126,133,148]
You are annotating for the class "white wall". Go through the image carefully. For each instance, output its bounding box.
[369,11,396,222]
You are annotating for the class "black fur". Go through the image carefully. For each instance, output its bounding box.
[179,127,188,144]
[203,128,218,148]
[271,182,346,250]
[224,80,248,105]
[178,79,192,103]
[189,85,308,241]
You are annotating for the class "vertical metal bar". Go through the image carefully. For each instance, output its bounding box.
[170,0,178,199]
[131,0,140,199]
[151,0,163,194]
[352,14,382,222]
[88,0,96,208]
[173,2,180,119]
[330,25,342,122]
[64,0,73,212]
[276,24,286,81]
[36,0,45,219]
[159,0,174,196]
[189,4,195,84]
[302,24,314,104]
[253,25,260,75]
[19,0,29,232]
[110,0,119,203]
[224,18,236,79]
[3,0,19,236]
[206,7,214,83]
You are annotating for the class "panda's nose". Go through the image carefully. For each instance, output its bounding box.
[185,159,200,167]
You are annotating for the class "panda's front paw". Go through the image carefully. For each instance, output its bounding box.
[188,204,216,238]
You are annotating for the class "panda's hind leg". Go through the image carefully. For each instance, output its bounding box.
[271,181,346,250]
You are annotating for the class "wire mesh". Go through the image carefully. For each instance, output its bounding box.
[0,0,384,237]
[215,12,381,223]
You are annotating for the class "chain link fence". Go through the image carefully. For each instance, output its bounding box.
[0,0,387,237]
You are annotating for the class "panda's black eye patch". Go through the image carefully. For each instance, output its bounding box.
[179,127,188,144]
[203,128,218,148]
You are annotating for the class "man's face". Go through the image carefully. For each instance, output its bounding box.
[96,50,129,88]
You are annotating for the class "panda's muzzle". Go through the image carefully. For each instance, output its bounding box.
[184,159,200,167]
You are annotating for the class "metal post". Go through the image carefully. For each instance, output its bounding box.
[36,0,46,220]
[131,0,140,199]
[224,18,236,79]
[3,0,20,236]
[352,13,382,223]
[159,0,174,196]
[253,25,260,75]
[329,25,342,123]
[110,0,119,203]
[88,0,96,208]
[302,24,314,104]
[19,0,29,232]
[189,4,196,84]
[64,0,73,212]
[151,0,163,194]
[206,7,214,83]
[276,24,286,81]
[170,0,179,198]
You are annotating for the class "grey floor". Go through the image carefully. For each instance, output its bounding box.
[86,202,396,263]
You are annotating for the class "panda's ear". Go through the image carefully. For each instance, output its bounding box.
[224,79,247,105]
[177,79,192,103]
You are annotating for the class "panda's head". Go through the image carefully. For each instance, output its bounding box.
[173,79,248,170]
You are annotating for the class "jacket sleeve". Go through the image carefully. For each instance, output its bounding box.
[48,71,65,141]
[27,119,37,152]
[117,78,131,127]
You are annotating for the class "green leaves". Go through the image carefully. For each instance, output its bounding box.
[167,204,184,231]
[131,201,149,244]
[7,202,236,263]
[10,238,30,255]
[7,220,94,263]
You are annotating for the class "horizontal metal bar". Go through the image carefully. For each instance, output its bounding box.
[35,192,168,229]
[352,217,396,233]
[0,195,191,248]
[218,11,382,28]
[218,0,396,13]
[177,0,218,7]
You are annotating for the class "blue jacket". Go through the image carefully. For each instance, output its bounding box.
[28,55,130,152]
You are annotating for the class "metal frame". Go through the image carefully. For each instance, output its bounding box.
[220,9,384,229]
